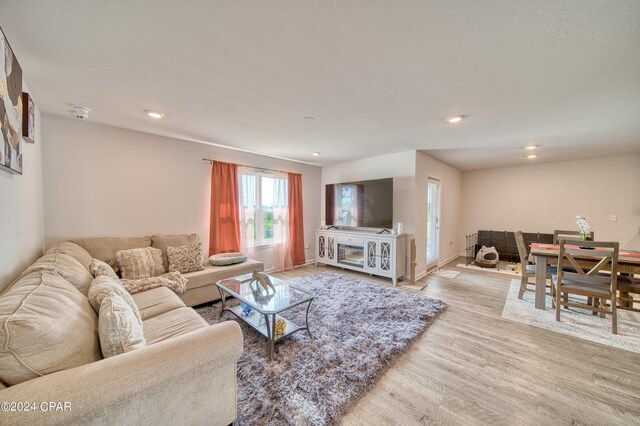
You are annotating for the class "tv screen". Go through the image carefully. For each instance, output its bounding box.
[325,178,393,228]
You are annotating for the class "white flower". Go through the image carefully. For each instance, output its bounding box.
[576,215,591,234]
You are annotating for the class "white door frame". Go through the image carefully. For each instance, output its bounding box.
[426,176,442,270]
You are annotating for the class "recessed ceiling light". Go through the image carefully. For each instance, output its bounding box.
[145,110,165,119]
[527,154,538,159]
[524,145,538,150]
[304,116,315,121]
[312,152,320,156]
[446,115,464,123]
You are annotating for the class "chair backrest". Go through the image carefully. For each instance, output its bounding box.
[556,239,619,287]
[553,229,595,244]
[514,231,529,264]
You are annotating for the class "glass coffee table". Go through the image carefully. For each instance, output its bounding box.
[216,273,314,360]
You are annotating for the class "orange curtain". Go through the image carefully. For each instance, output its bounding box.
[288,172,305,266]
[209,161,241,255]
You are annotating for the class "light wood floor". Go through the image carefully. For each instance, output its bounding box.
[272,260,640,426]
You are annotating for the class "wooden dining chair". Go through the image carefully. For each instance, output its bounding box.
[553,230,596,275]
[553,229,594,244]
[552,239,619,334]
[515,231,555,299]
[617,276,640,312]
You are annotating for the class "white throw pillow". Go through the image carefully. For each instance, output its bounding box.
[115,247,165,280]
[98,293,146,358]
[88,275,142,323]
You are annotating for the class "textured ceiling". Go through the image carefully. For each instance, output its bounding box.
[1,0,639,169]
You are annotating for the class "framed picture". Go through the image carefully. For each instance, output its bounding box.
[22,93,34,143]
[0,27,23,175]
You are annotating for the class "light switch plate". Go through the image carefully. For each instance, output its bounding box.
[609,215,617,222]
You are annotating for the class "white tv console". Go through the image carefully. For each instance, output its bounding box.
[315,228,407,285]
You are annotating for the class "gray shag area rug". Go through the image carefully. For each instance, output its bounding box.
[196,272,446,425]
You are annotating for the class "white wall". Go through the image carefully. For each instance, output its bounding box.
[321,151,417,234]
[462,154,640,249]
[41,115,322,270]
[321,151,417,275]
[415,152,462,274]
[0,82,44,291]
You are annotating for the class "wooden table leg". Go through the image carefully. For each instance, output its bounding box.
[535,255,547,310]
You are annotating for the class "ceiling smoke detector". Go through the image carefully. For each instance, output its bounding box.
[72,105,91,120]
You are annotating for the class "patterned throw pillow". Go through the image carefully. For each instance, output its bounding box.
[121,272,188,295]
[98,294,146,358]
[115,247,165,280]
[167,243,205,274]
[89,258,120,281]
[87,275,142,323]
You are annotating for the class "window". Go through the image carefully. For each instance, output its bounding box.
[239,171,288,246]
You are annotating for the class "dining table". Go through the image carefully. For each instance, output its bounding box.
[528,243,640,309]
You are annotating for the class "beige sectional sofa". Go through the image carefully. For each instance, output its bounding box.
[0,235,263,425]
[70,234,264,306]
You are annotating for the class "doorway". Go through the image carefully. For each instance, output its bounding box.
[426,177,441,270]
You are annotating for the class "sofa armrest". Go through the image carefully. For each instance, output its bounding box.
[0,321,243,426]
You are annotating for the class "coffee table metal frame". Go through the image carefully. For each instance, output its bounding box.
[215,276,314,360]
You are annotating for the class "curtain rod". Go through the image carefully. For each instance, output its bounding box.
[202,158,301,175]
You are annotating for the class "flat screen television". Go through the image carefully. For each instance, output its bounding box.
[325,178,393,228]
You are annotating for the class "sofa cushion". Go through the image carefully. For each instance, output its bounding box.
[20,250,94,295]
[0,272,102,386]
[45,241,93,270]
[98,294,146,358]
[89,258,120,280]
[132,287,186,320]
[151,233,200,271]
[116,247,165,280]
[167,243,205,274]
[88,275,141,323]
[183,259,264,291]
[72,236,152,274]
[142,307,207,345]
[121,272,187,295]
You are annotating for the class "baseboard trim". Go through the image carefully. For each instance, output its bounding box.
[295,259,317,269]
[268,259,317,274]
[415,270,428,281]
[439,253,462,267]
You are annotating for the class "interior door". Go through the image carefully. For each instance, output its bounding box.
[426,178,441,270]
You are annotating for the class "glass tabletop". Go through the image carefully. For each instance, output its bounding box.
[216,273,314,314]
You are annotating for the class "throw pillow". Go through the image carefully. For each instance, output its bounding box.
[98,294,146,358]
[121,272,188,295]
[89,258,120,281]
[167,243,205,274]
[150,233,201,272]
[87,275,142,323]
[115,247,165,280]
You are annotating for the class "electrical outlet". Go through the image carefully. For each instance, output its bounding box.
[609,215,617,222]
[304,243,309,249]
